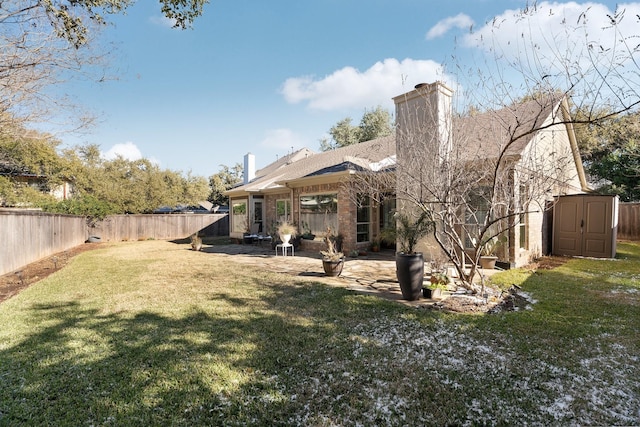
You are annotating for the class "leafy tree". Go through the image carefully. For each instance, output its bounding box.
[208,163,243,206]
[359,106,394,142]
[1,1,208,137]
[1,128,212,214]
[574,110,640,201]
[40,194,117,220]
[0,127,68,205]
[320,106,393,151]
[29,0,208,49]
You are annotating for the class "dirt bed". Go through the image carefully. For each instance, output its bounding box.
[0,243,103,303]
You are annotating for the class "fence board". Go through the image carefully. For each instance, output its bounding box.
[618,202,640,241]
[0,210,87,276]
[0,211,229,277]
[91,214,228,242]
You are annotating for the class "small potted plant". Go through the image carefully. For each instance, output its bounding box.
[423,271,448,299]
[190,233,202,251]
[277,221,297,245]
[479,235,505,269]
[300,221,316,240]
[320,226,344,276]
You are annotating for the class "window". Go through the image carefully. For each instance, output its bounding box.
[299,193,338,235]
[276,199,291,223]
[519,184,529,249]
[231,199,247,233]
[380,195,396,229]
[356,195,371,242]
[464,187,490,249]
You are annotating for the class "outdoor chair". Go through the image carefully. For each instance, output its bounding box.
[247,222,272,246]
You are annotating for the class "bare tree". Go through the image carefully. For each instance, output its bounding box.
[347,4,640,292]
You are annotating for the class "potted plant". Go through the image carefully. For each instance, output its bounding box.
[277,221,297,245]
[479,235,505,269]
[423,271,448,299]
[387,211,434,301]
[370,237,381,252]
[320,226,344,276]
[190,233,202,251]
[300,221,316,240]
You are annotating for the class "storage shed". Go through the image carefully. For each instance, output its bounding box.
[552,194,619,258]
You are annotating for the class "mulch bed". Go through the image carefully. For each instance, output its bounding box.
[0,243,103,303]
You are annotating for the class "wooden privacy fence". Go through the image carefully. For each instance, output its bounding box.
[1,211,229,277]
[0,210,87,277]
[91,214,228,242]
[618,202,640,241]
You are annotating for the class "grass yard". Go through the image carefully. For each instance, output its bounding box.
[0,240,638,426]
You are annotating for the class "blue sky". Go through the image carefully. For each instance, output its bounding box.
[55,0,628,177]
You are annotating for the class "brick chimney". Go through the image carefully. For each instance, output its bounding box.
[392,82,453,204]
[393,81,453,166]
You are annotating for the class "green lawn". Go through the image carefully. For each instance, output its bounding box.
[0,240,638,426]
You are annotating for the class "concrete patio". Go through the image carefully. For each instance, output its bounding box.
[201,242,500,308]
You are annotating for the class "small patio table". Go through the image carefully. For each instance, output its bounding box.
[275,243,294,256]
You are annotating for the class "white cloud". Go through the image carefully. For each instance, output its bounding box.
[281,58,448,111]
[426,13,474,40]
[452,1,640,108]
[463,2,640,71]
[102,142,143,161]
[260,128,305,150]
[149,15,177,28]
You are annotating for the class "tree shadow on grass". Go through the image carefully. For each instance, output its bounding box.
[4,251,638,426]
[0,279,402,426]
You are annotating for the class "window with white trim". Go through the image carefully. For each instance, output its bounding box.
[299,193,338,235]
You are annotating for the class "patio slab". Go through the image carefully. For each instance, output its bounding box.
[201,244,472,308]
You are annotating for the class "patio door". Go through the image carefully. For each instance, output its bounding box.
[252,198,264,233]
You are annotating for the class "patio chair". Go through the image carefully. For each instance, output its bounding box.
[248,222,272,246]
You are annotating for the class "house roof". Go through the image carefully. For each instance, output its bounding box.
[228,95,580,196]
[0,158,40,177]
[228,135,395,195]
[254,147,316,177]
[453,96,561,162]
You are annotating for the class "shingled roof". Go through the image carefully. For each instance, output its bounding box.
[453,96,562,162]
[229,96,563,195]
[229,135,395,194]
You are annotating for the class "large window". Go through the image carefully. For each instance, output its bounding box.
[464,187,490,249]
[356,195,371,242]
[299,193,338,235]
[231,199,247,233]
[276,199,291,223]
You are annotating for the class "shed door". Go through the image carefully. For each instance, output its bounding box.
[582,196,614,258]
[554,197,583,256]
[553,195,617,258]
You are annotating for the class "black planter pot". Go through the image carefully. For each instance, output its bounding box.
[422,287,442,299]
[396,253,424,301]
[322,258,344,277]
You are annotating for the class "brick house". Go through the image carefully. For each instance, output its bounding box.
[226,82,589,267]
